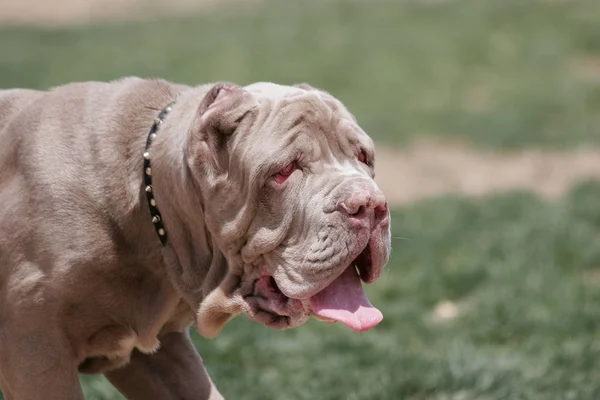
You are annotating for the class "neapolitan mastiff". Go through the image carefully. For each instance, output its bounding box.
[0,78,391,399]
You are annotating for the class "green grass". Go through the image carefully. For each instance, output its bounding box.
[1,0,600,148]
[71,181,600,400]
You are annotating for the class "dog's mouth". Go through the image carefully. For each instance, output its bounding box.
[245,243,383,332]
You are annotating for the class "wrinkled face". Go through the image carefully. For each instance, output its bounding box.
[196,83,391,333]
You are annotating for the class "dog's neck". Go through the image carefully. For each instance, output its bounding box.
[144,87,229,312]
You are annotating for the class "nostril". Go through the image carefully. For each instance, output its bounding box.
[374,203,389,223]
[351,205,365,218]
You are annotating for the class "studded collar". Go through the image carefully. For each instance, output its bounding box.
[143,99,177,246]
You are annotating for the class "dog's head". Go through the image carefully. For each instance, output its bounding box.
[177,82,391,337]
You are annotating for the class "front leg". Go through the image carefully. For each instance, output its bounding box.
[0,329,83,400]
[105,330,224,400]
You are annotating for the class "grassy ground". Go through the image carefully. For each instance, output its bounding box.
[1,0,600,399]
[0,0,600,148]
[74,180,600,400]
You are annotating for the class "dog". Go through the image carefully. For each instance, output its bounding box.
[0,77,391,399]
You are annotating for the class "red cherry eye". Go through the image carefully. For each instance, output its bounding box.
[273,161,297,184]
[358,150,367,164]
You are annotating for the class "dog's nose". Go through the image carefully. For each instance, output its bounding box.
[338,187,388,226]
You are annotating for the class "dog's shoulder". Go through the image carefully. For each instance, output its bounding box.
[0,88,45,132]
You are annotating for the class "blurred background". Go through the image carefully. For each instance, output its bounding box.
[1,0,600,399]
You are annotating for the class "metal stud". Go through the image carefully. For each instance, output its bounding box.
[144,101,177,245]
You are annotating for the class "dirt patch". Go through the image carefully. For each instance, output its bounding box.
[0,0,257,27]
[571,55,600,83]
[580,269,600,286]
[375,141,600,207]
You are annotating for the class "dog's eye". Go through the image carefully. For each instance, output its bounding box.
[273,161,297,184]
[358,150,368,164]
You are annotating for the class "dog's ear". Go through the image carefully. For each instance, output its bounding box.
[294,83,317,91]
[198,82,255,137]
[189,83,256,174]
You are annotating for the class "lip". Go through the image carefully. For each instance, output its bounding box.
[244,241,377,327]
[272,230,372,301]
[240,274,306,330]
[355,243,374,283]
[242,207,391,330]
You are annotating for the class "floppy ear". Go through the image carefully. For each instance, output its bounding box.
[190,83,256,174]
[198,82,256,136]
[294,83,317,91]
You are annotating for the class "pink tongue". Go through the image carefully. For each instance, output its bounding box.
[309,266,383,332]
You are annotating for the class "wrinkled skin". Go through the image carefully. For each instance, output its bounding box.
[190,83,391,334]
[0,78,390,400]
